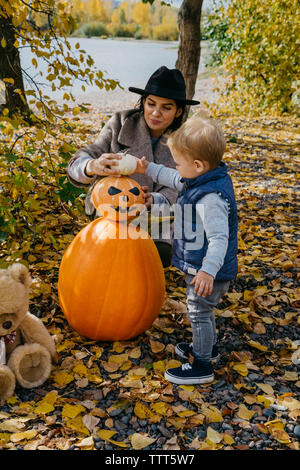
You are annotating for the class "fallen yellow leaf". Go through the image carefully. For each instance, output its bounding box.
[0,433,10,445]
[256,383,274,395]
[177,410,196,417]
[65,416,89,435]
[119,377,143,388]
[255,286,269,296]
[34,402,55,415]
[0,419,25,433]
[244,290,254,301]
[153,360,166,372]
[277,397,300,411]
[233,363,249,376]
[150,340,165,353]
[247,340,268,352]
[53,371,74,386]
[76,436,94,448]
[10,430,38,442]
[282,371,298,381]
[62,404,85,419]
[128,367,147,378]
[73,363,88,376]
[189,414,205,426]
[134,402,154,420]
[202,405,223,423]
[112,341,126,353]
[101,361,120,373]
[256,395,274,407]
[237,403,255,421]
[178,385,195,392]
[40,391,58,405]
[120,360,132,371]
[128,347,141,359]
[109,353,129,364]
[98,429,117,441]
[223,433,235,445]
[220,310,234,317]
[108,439,128,448]
[151,402,170,416]
[206,426,223,444]
[244,394,257,405]
[130,433,156,450]
[166,359,182,369]
[271,428,291,444]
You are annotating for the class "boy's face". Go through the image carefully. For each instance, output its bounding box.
[170,146,208,179]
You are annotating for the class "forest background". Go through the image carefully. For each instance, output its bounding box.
[65,0,182,41]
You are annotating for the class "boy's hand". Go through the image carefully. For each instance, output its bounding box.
[190,271,214,297]
[135,156,149,174]
[134,158,152,207]
[85,154,122,176]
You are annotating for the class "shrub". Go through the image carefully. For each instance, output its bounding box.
[106,23,138,38]
[83,22,108,37]
[152,19,178,41]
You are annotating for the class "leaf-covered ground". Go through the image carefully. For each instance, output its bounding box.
[0,113,299,451]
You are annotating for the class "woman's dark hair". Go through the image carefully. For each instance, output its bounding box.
[135,94,186,131]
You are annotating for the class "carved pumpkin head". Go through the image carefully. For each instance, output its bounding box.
[91,176,146,222]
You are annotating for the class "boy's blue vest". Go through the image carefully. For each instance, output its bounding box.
[171,162,238,281]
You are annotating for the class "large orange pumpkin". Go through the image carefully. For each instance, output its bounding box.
[91,176,146,222]
[58,218,165,340]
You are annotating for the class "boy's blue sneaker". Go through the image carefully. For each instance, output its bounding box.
[164,357,214,385]
[175,342,220,363]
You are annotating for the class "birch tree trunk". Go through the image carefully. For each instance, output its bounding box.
[176,0,203,119]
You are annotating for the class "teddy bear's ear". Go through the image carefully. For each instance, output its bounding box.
[8,263,32,289]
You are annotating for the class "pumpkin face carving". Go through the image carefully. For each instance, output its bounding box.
[91,176,145,221]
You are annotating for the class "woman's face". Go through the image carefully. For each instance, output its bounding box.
[143,95,183,138]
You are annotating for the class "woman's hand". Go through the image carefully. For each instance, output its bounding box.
[141,186,153,209]
[135,156,149,174]
[190,271,214,298]
[85,154,122,176]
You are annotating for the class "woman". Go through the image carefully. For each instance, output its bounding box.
[67,66,200,267]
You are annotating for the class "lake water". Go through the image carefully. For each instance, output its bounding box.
[18,37,209,107]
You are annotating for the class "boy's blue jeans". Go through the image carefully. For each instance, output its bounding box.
[185,274,230,362]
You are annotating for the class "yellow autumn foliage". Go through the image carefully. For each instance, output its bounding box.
[152,16,179,41]
[212,0,300,114]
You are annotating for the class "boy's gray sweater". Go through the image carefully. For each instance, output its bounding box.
[146,162,229,279]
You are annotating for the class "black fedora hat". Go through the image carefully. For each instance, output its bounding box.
[129,66,200,105]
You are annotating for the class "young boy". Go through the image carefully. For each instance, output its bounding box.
[135,116,238,385]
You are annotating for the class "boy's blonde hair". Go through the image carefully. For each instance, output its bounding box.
[167,115,226,169]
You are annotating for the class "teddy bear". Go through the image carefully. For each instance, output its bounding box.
[0,263,57,401]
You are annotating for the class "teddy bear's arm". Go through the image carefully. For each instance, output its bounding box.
[19,313,57,362]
